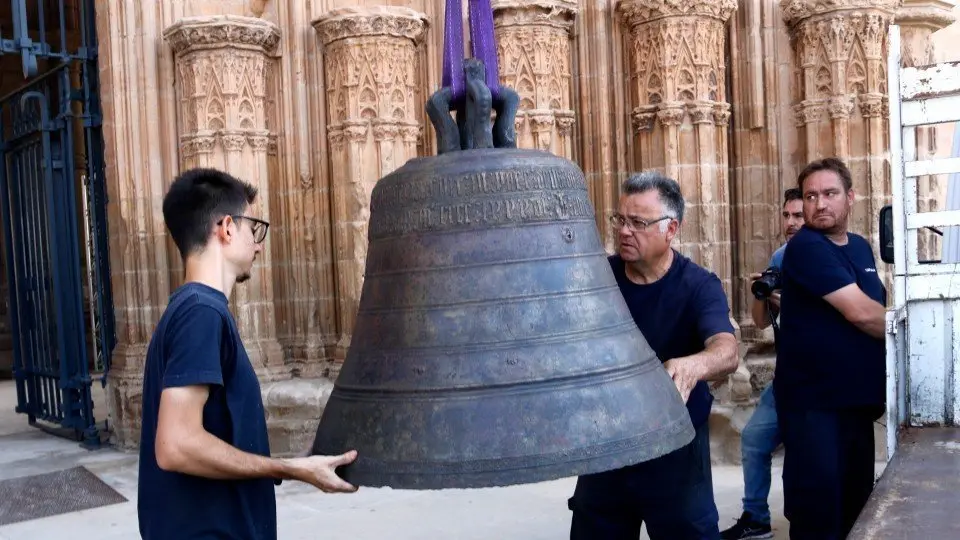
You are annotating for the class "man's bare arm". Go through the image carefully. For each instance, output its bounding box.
[155,385,357,492]
[751,298,771,330]
[664,333,739,401]
[823,283,886,339]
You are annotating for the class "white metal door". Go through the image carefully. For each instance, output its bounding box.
[886,24,960,460]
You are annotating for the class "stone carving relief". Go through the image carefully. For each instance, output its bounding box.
[617,0,737,303]
[312,6,427,362]
[619,1,735,128]
[493,0,578,158]
[163,15,286,380]
[164,14,281,52]
[164,16,280,160]
[784,1,898,120]
[782,0,900,295]
[617,0,739,22]
[312,7,427,47]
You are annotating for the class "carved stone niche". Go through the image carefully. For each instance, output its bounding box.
[163,14,281,55]
[163,15,281,159]
[896,0,956,66]
[618,0,739,23]
[615,0,738,307]
[311,6,428,364]
[162,14,287,382]
[493,0,579,157]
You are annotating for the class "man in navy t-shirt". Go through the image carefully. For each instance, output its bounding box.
[568,172,739,539]
[721,188,804,540]
[138,168,358,539]
[775,157,887,540]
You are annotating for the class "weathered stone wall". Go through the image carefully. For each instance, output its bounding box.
[88,0,957,454]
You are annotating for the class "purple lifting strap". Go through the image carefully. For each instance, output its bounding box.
[441,0,465,100]
[469,0,501,97]
[442,0,500,102]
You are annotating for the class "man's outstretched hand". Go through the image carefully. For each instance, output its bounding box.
[663,357,699,403]
[284,450,359,493]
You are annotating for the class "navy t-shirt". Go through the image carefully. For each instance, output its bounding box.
[774,227,886,414]
[138,282,277,540]
[609,252,735,427]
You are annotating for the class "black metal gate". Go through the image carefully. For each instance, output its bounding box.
[0,0,115,447]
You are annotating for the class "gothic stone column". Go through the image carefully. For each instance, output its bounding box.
[97,1,183,448]
[492,0,579,158]
[782,0,899,259]
[896,0,955,260]
[727,0,795,342]
[617,0,738,301]
[312,7,428,367]
[163,15,287,381]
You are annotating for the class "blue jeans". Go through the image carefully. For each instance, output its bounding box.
[740,384,781,525]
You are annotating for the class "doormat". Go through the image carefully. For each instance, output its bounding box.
[0,466,128,526]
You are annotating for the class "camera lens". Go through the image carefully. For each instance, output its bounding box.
[751,279,772,300]
[751,269,781,300]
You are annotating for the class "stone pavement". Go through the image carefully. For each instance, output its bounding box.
[0,380,790,539]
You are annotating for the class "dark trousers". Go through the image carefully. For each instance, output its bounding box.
[779,407,877,540]
[568,421,720,540]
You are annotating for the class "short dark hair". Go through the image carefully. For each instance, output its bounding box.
[783,187,802,205]
[162,168,258,259]
[797,157,853,192]
[621,171,686,223]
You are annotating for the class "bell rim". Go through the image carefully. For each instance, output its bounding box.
[315,415,696,490]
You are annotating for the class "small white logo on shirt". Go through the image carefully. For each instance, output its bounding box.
[865,268,877,273]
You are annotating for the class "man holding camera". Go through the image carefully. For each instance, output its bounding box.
[775,158,886,540]
[721,188,803,540]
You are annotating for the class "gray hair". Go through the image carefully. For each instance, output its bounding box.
[621,171,685,225]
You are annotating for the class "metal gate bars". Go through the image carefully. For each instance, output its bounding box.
[0,0,115,448]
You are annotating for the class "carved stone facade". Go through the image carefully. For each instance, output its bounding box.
[312,6,428,369]
[493,0,579,157]
[164,15,287,382]
[43,0,952,454]
[617,0,737,301]
[782,0,901,267]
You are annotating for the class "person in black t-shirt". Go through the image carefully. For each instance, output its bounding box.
[138,168,358,540]
[775,157,887,540]
[567,172,739,540]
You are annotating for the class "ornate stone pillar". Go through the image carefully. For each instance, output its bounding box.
[492,0,579,158]
[616,0,738,300]
[782,0,900,256]
[97,0,181,448]
[312,7,428,366]
[163,15,286,381]
[896,1,955,260]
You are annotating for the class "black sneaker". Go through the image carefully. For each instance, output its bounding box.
[720,512,774,539]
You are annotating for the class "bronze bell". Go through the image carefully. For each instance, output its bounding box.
[310,59,694,489]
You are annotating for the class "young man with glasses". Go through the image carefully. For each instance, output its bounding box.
[567,171,739,539]
[138,168,358,540]
[721,188,804,540]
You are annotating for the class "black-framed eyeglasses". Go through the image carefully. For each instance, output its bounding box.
[218,215,270,243]
[608,212,672,233]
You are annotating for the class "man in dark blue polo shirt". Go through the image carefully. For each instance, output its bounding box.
[568,172,739,539]
[776,157,887,540]
[138,168,358,540]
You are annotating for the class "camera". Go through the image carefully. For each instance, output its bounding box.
[752,267,782,300]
